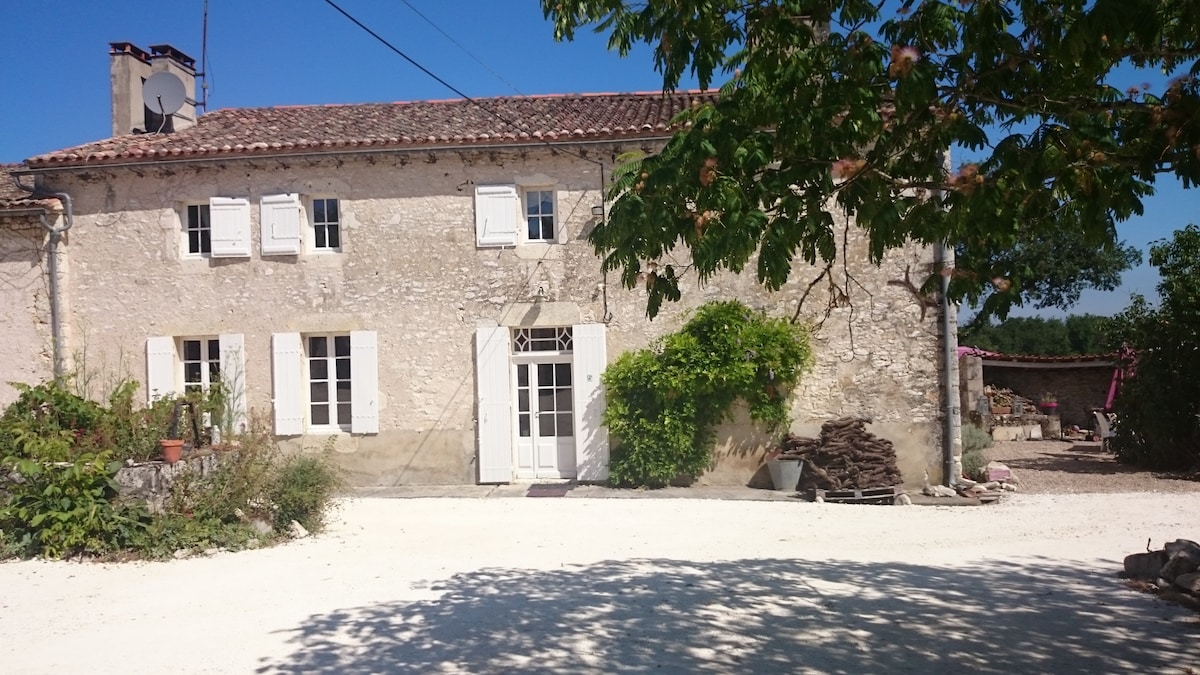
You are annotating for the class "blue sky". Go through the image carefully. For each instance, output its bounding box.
[1,0,1193,318]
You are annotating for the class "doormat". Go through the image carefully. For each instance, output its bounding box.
[526,483,575,498]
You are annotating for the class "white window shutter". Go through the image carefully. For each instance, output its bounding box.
[475,326,513,482]
[350,330,379,434]
[218,333,247,434]
[474,185,519,247]
[260,194,302,255]
[210,197,252,258]
[271,332,304,436]
[572,323,609,481]
[145,336,177,404]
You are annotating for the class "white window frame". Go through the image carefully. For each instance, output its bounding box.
[309,197,343,252]
[272,330,377,435]
[146,334,247,433]
[183,203,212,257]
[180,336,221,394]
[305,333,354,433]
[522,187,557,243]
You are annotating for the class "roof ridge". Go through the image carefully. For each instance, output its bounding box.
[200,89,714,115]
[25,90,717,168]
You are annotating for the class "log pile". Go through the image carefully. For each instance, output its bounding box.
[776,417,904,491]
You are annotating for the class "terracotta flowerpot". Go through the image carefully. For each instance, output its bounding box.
[159,439,184,464]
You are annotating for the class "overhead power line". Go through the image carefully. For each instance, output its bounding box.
[319,0,602,168]
[397,0,526,95]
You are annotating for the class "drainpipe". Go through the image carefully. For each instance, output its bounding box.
[10,174,73,380]
[935,242,964,486]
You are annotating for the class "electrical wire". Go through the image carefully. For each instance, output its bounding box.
[397,0,526,95]
[319,0,606,169]
[320,0,614,322]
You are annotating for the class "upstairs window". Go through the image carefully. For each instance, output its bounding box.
[186,204,211,255]
[312,198,341,251]
[525,189,555,241]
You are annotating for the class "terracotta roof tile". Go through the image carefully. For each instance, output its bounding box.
[0,164,60,211]
[26,91,716,169]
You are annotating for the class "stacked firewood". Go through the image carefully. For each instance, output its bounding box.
[776,417,904,490]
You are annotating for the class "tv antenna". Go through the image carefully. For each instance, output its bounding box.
[142,70,187,133]
[199,0,210,110]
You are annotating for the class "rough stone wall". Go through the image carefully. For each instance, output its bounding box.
[114,451,226,514]
[0,217,53,405]
[35,144,946,486]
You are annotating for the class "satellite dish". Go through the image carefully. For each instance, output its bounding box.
[142,71,186,115]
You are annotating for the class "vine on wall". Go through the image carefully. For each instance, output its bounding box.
[603,300,813,487]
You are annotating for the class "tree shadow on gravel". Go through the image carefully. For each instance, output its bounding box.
[1001,445,1199,483]
[257,557,1199,674]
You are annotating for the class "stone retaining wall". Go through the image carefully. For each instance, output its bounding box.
[114,451,228,514]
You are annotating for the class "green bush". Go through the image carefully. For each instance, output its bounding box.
[961,423,992,455]
[0,382,108,462]
[269,450,346,533]
[0,448,148,559]
[1106,225,1200,469]
[168,419,344,538]
[961,449,988,482]
[604,301,813,487]
[129,514,259,559]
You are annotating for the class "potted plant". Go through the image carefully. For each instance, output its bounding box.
[1039,393,1058,414]
[159,436,184,464]
[159,398,200,464]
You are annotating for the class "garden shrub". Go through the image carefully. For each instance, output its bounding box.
[0,382,109,461]
[0,446,148,559]
[168,418,344,537]
[961,423,992,455]
[959,424,992,481]
[269,448,346,533]
[0,383,345,560]
[1106,225,1200,470]
[603,301,813,487]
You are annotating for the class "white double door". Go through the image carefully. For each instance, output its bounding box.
[513,356,576,479]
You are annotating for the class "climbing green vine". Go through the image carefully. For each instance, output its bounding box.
[603,301,813,487]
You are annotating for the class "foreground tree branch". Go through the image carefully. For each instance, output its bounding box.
[544,0,1194,319]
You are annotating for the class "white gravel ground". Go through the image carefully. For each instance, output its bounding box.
[2,493,1198,674]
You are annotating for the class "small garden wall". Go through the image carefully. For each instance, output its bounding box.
[115,451,229,514]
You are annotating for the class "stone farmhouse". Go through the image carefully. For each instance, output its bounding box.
[0,43,960,487]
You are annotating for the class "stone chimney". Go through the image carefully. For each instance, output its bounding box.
[109,42,198,136]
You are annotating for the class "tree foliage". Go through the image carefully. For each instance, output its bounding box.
[543,0,1197,318]
[1106,224,1200,470]
[961,313,1109,355]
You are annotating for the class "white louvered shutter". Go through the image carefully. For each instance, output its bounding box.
[260,194,302,255]
[350,330,379,434]
[271,332,304,436]
[146,336,177,404]
[218,333,247,434]
[572,323,609,481]
[210,197,252,258]
[474,185,519,247]
[475,326,513,482]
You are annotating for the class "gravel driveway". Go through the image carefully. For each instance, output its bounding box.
[985,439,1200,494]
[2,489,1199,674]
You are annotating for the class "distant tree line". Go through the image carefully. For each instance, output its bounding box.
[960,315,1109,356]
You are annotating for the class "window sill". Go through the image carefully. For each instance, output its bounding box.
[305,425,351,436]
[514,242,563,260]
